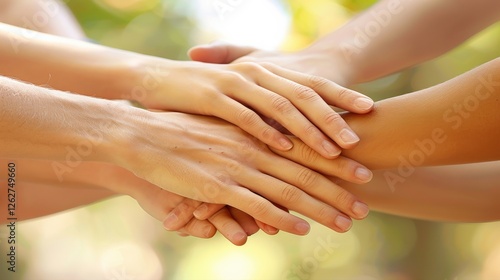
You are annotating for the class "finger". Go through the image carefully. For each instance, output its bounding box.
[256,151,370,221]
[176,218,217,239]
[247,66,362,150]
[262,63,374,114]
[223,76,341,158]
[255,220,279,235]
[254,203,288,235]
[224,187,311,236]
[228,207,260,236]
[188,43,257,64]
[211,94,294,151]
[163,199,203,231]
[271,136,374,184]
[193,203,225,220]
[208,207,248,246]
[236,170,353,233]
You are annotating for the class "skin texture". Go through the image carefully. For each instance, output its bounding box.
[191,59,500,223]
[188,0,500,86]
[0,22,375,158]
[0,76,373,238]
[0,0,374,243]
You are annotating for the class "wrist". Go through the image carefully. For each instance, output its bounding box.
[119,54,178,108]
[299,43,359,87]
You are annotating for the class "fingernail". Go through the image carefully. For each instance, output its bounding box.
[322,140,341,157]
[295,222,311,235]
[264,224,279,235]
[355,167,373,182]
[279,137,293,150]
[193,204,208,219]
[355,97,374,111]
[232,232,247,242]
[335,215,352,231]
[204,225,214,237]
[163,213,178,230]
[352,201,370,218]
[339,128,360,145]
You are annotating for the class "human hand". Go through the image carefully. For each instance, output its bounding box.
[102,163,264,245]
[111,111,371,234]
[129,56,373,159]
[188,42,352,86]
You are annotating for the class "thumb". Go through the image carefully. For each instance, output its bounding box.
[188,42,258,64]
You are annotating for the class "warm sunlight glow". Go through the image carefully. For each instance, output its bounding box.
[192,0,291,50]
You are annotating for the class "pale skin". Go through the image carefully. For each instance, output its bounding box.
[188,0,500,87]
[0,22,375,158]
[0,75,376,239]
[0,0,376,243]
[178,0,500,235]
[4,1,500,243]
[190,58,500,223]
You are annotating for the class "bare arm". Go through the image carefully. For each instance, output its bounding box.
[271,59,500,170]
[0,158,258,245]
[189,0,500,85]
[341,161,500,222]
[0,22,376,158]
[1,76,374,235]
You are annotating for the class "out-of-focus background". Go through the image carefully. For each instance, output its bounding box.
[2,0,500,279]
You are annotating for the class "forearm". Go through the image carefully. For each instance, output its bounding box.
[0,0,85,39]
[340,161,500,222]
[341,58,500,168]
[0,23,142,99]
[0,157,119,223]
[304,0,500,85]
[0,75,126,163]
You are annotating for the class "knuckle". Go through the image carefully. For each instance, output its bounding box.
[317,205,334,221]
[271,97,295,114]
[236,108,260,127]
[232,62,263,74]
[334,190,357,208]
[175,201,191,214]
[248,199,271,217]
[219,72,245,85]
[335,87,350,101]
[293,85,320,102]
[299,143,319,163]
[307,75,330,90]
[324,111,343,126]
[296,168,318,188]
[280,185,302,203]
[304,124,319,136]
[260,126,275,142]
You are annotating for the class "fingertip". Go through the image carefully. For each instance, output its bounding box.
[263,224,279,235]
[354,97,374,113]
[193,204,209,220]
[278,137,293,150]
[352,201,370,220]
[354,167,373,183]
[231,232,248,246]
[294,222,311,235]
[163,212,179,231]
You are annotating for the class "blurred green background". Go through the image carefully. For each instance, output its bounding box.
[4,0,500,279]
